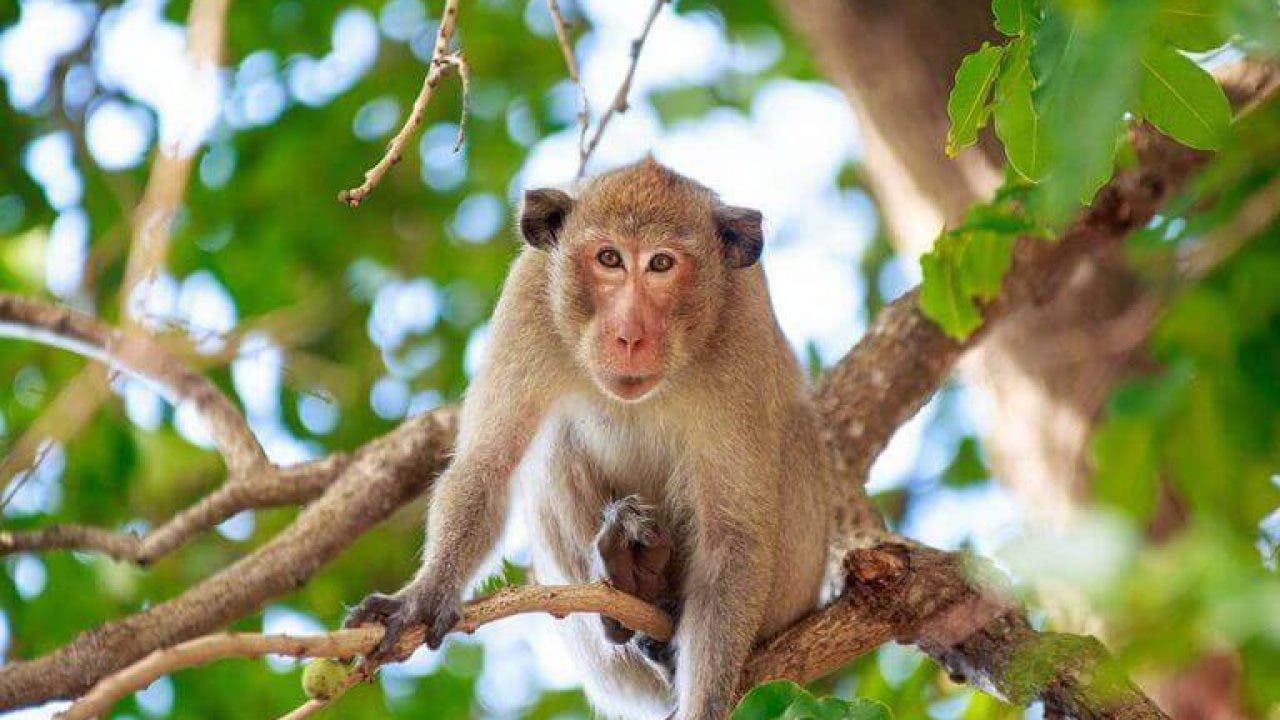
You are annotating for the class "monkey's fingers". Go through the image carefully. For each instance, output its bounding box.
[344,592,403,629]
[633,536,673,602]
[596,532,639,596]
[423,607,461,650]
[367,613,412,663]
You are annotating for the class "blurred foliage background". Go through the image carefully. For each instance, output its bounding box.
[0,0,1277,718]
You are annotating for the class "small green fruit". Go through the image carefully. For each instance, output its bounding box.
[302,658,350,700]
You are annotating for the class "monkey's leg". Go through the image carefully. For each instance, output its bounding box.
[592,495,675,648]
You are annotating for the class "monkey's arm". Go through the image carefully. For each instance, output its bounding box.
[345,376,545,658]
[347,253,560,659]
[673,444,782,720]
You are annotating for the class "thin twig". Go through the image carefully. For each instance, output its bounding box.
[59,582,672,720]
[545,0,592,165]
[447,52,471,152]
[339,0,464,207]
[576,0,669,178]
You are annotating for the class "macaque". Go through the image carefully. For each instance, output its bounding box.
[347,158,835,720]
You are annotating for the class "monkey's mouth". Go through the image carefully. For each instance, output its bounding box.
[603,373,662,402]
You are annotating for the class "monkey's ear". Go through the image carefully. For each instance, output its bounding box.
[714,205,764,268]
[519,188,575,249]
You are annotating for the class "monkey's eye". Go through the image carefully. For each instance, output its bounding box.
[648,253,675,273]
[596,247,624,269]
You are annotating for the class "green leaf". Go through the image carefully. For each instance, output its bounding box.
[732,681,810,720]
[943,437,990,487]
[959,230,1015,301]
[946,43,1006,156]
[732,681,891,720]
[1153,0,1227,51]
[919,243,982,340]
[1031,2,1149,221]
[474,558,526,596]
[993,0,1039,36]
[993,37,1049,181]
[1138,44,1232,151]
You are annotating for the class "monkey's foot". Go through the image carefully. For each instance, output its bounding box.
[593,495,673,644]
[635,596,680,673]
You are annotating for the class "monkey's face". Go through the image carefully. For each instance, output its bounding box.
[570,233,693,401]
[519,160,764,404]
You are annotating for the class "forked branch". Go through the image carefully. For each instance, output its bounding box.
[339,0,467,207]
[0,455,348,564]
[576,0,669,178]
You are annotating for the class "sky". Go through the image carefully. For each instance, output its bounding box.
[0,1,1029,717]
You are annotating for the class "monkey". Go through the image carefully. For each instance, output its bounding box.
[346,158,836,720]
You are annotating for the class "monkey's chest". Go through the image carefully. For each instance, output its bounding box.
[516,401,691,575]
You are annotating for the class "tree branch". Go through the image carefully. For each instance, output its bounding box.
[0,294,268,480]
[59,582,672,720]
[0,455,348,563]
[576,0,669,178]
[777,538,1167,720]
[0,0,230,499]
[338,0,464,207]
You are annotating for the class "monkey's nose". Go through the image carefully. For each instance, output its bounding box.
[616,333,644,359]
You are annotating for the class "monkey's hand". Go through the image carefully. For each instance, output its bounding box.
[343,582,461,663]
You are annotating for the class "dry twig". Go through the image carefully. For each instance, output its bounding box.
[576,0,669,178]
[339,0,466,207]
[545,0,592,167]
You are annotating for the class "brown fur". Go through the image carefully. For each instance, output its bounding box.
[350,159,836,720]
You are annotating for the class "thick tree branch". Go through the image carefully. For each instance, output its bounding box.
[743,536,1168,718]
[0,294,268,480]
[60,582,672,720]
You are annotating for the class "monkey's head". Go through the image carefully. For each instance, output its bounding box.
[518,157,763,403]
